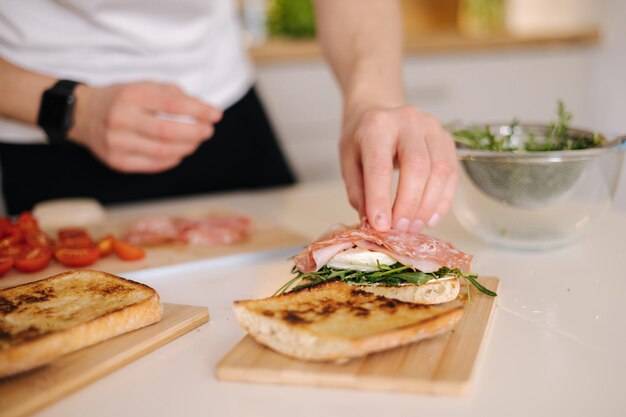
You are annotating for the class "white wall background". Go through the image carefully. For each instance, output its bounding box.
[588,0,626,209]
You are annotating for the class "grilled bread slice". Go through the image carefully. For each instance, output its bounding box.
[233,281,464,362]
[300,276,461,305]
[355,276,461,305]
[0,270,162,378]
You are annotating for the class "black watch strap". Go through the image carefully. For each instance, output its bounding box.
[37,79,82,146]
[52,80,80,95]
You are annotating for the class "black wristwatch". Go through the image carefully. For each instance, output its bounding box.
[37,79,82,145]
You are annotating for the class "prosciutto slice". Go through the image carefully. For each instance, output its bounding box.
[293,220,472,273]
[124,214,251,246]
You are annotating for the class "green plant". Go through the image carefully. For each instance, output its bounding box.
[276,263,497,297]
[451,100,606,152]
[267,0,316,38]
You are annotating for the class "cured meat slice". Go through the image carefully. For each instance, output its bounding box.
[124,214,251,246]
[293,220,472,273]
[123,216,183,245]
[180,215,251,245]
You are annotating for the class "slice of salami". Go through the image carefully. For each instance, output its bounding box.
[293,220,472,273]
[123,216,183,245]
[124,214,251,246]
[180,215,251,245]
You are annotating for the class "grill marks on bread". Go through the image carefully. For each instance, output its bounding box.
[0,270,163,378]
[0,271,157,351]
[233,281,464,361]
[275,287,433,325]
[0,287,56,315]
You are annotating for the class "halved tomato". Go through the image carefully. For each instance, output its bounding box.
[0,256,13,277]
[58,228,93,248]
[96,235,115,257]
[0,245,21,258]
[16,212,39,232]
[0,226,24,247]
[55,246,100,268]
[14,246,53,273]
[0,216,12,236]
[113,239,145,261]
[25,231,55,248]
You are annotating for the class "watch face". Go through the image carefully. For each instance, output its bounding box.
[38,89,75,130]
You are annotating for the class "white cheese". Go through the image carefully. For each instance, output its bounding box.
[326,248,397,272]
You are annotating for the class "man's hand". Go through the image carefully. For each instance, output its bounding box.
[69,82,222,173]
[340,105,458,233]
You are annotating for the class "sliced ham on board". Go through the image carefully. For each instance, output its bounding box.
[293,220,472,273]
[124,214,251,246]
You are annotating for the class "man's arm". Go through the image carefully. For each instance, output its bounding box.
[0,58,57,128]
[0,56,221,172]
[314,0,458,233]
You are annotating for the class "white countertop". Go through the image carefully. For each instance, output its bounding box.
[33,179,626,417]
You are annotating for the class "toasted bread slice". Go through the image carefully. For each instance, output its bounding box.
[354,276,461,305]
[0,270,162,378]
[233,281,463,362]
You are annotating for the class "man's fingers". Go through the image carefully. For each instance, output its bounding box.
[432,168,459,226]
[340,142,365,215]
[125,82,223,123]
[416,129,457,228]
[341,106,458,232]
[108,131,199,162]
[107,152,183,174]
[125,111,213,143]
[359,121,395,231]
[391,130,429,232]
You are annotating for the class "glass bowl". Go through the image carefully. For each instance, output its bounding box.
[451,123,625,250]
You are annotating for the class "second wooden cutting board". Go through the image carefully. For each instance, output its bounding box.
[0,209,308,289]
[216,277,499,396]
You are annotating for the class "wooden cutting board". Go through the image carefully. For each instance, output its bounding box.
[0,303,209,417]
[216,277,499,396]
[0,209,308,289]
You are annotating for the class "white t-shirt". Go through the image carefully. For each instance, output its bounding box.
[0,0,255,143]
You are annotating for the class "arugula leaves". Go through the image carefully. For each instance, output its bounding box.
[275,263,497,297]
[452,120,519,152]
[451,100,605,152]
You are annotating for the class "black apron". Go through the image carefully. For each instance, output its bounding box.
[0,87,295,215]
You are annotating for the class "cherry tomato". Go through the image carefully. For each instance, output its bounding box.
[14,246,53,273]
[0,256,13,277]
[96,235,115,257]
[0,245,21,258]
[57,228,93,248]
[16,212,39,232]
[25,231,55,248]
[113,239,145,261]
[54,246,100,268]
[0,226,24,247]
[0,216,12,236]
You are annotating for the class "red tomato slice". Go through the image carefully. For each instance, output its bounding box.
[0,216,12,236]
[25,231,55,248]
[58,228,90,240]
[0,245,21,258]
[54,246,100,268]
[58,228,93,248]
[96,235,115,257]
[16,211,39,232]
[0,256,13,277]
[0,226,24,247]
[113,239,145,261]
[14,246,53,273]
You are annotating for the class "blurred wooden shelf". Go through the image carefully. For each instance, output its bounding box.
[249,28,600,63]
